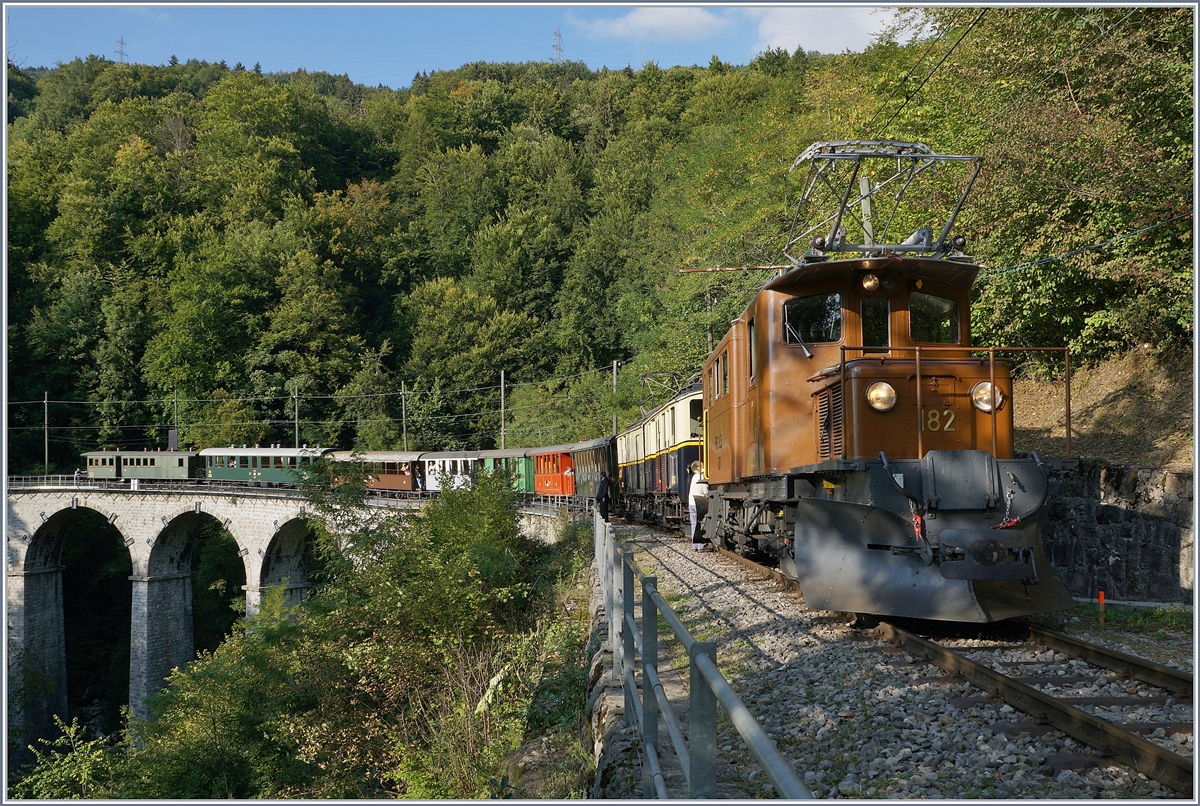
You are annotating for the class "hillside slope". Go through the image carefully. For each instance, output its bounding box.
[1013,345,1193,470]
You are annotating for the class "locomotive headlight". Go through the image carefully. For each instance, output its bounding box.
[861,273,880,292]
[866,381,897,411]
[970,381,1007,413]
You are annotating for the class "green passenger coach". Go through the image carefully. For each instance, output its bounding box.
[199,446,332,484]
[479,448,536,493]
[84,449,203,480]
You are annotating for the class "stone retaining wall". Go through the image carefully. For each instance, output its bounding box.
[583,567,641,799]
[1043,460,1194,605]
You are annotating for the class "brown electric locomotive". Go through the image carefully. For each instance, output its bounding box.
[699,141,1075,622]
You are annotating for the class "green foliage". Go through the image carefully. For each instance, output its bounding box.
[1092,604,1193,634]
[6,470,594,798]
[9,716,124,798]
[7,19,1191,465]
[401,276,536,449]
[191,524,247,654]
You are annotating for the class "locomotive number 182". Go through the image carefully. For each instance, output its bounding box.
[922,408,957,432]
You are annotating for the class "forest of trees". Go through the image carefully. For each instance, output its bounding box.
[7,8,1192,473]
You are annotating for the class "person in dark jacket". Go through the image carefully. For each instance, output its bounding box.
[596,471,611,522]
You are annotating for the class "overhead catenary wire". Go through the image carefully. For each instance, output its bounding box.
[982,212,1192,276]
[10,384,616,434]
[860,8,966,139]
[7,363,616,409]
[972,8,1141,136]
[871,8,987,139]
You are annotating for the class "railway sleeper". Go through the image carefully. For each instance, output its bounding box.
[878,621,1194,795]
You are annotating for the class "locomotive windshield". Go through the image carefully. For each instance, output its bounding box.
[783,292,842,345]
[910,292,959,343]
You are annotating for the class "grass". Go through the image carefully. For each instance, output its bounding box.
[501,519,599,798]
[1029,602,1193,634]
[1078,603,1191,633]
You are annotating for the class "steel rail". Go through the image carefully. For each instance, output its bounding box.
[1024,624,1194,697]
[877,621,1194,796]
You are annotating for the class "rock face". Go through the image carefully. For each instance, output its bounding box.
[1043,460,1193,604]
[583,568,641,799]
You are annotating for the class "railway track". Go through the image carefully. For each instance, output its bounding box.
[704,541,1194,796]
[875,620,1194,796]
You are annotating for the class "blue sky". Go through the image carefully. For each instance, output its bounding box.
[5,4,895,90]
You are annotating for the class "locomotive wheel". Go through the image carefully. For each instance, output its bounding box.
[846,612,880,629]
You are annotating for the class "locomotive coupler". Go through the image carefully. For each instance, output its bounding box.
[936,528,1037,582]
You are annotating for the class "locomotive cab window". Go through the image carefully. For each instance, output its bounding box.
[910,292,960,344]
[862,297,889,351]
[783,292,842,345]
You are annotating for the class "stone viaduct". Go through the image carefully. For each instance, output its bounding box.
[6,483,376,755]
[5,481,576,762]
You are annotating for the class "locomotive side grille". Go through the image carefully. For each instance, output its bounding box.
[817,386,844,460]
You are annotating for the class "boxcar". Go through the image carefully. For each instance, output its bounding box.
[83,449,202,480]
[200,446,332,484]
[529,444,576,496]
[422,451,480,492]
[479,448,535,493]
[329,450,426,491]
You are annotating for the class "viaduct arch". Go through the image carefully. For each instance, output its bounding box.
[6,488,316,753]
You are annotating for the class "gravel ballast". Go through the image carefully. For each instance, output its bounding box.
[603,524,1192,799]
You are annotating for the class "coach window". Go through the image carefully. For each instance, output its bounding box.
[862,297,889,351]
[720,351,729,396]
[910,292,960,343]
[783,292,842,345]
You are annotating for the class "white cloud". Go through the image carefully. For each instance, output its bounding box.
[744,7,894,56]
[572,7,732,42]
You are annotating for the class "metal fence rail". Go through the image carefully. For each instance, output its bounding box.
[6,479,594,517]
[521,493,594,520]
[594,511,812,799]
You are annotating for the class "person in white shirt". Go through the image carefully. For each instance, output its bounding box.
[688,460,709,551]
